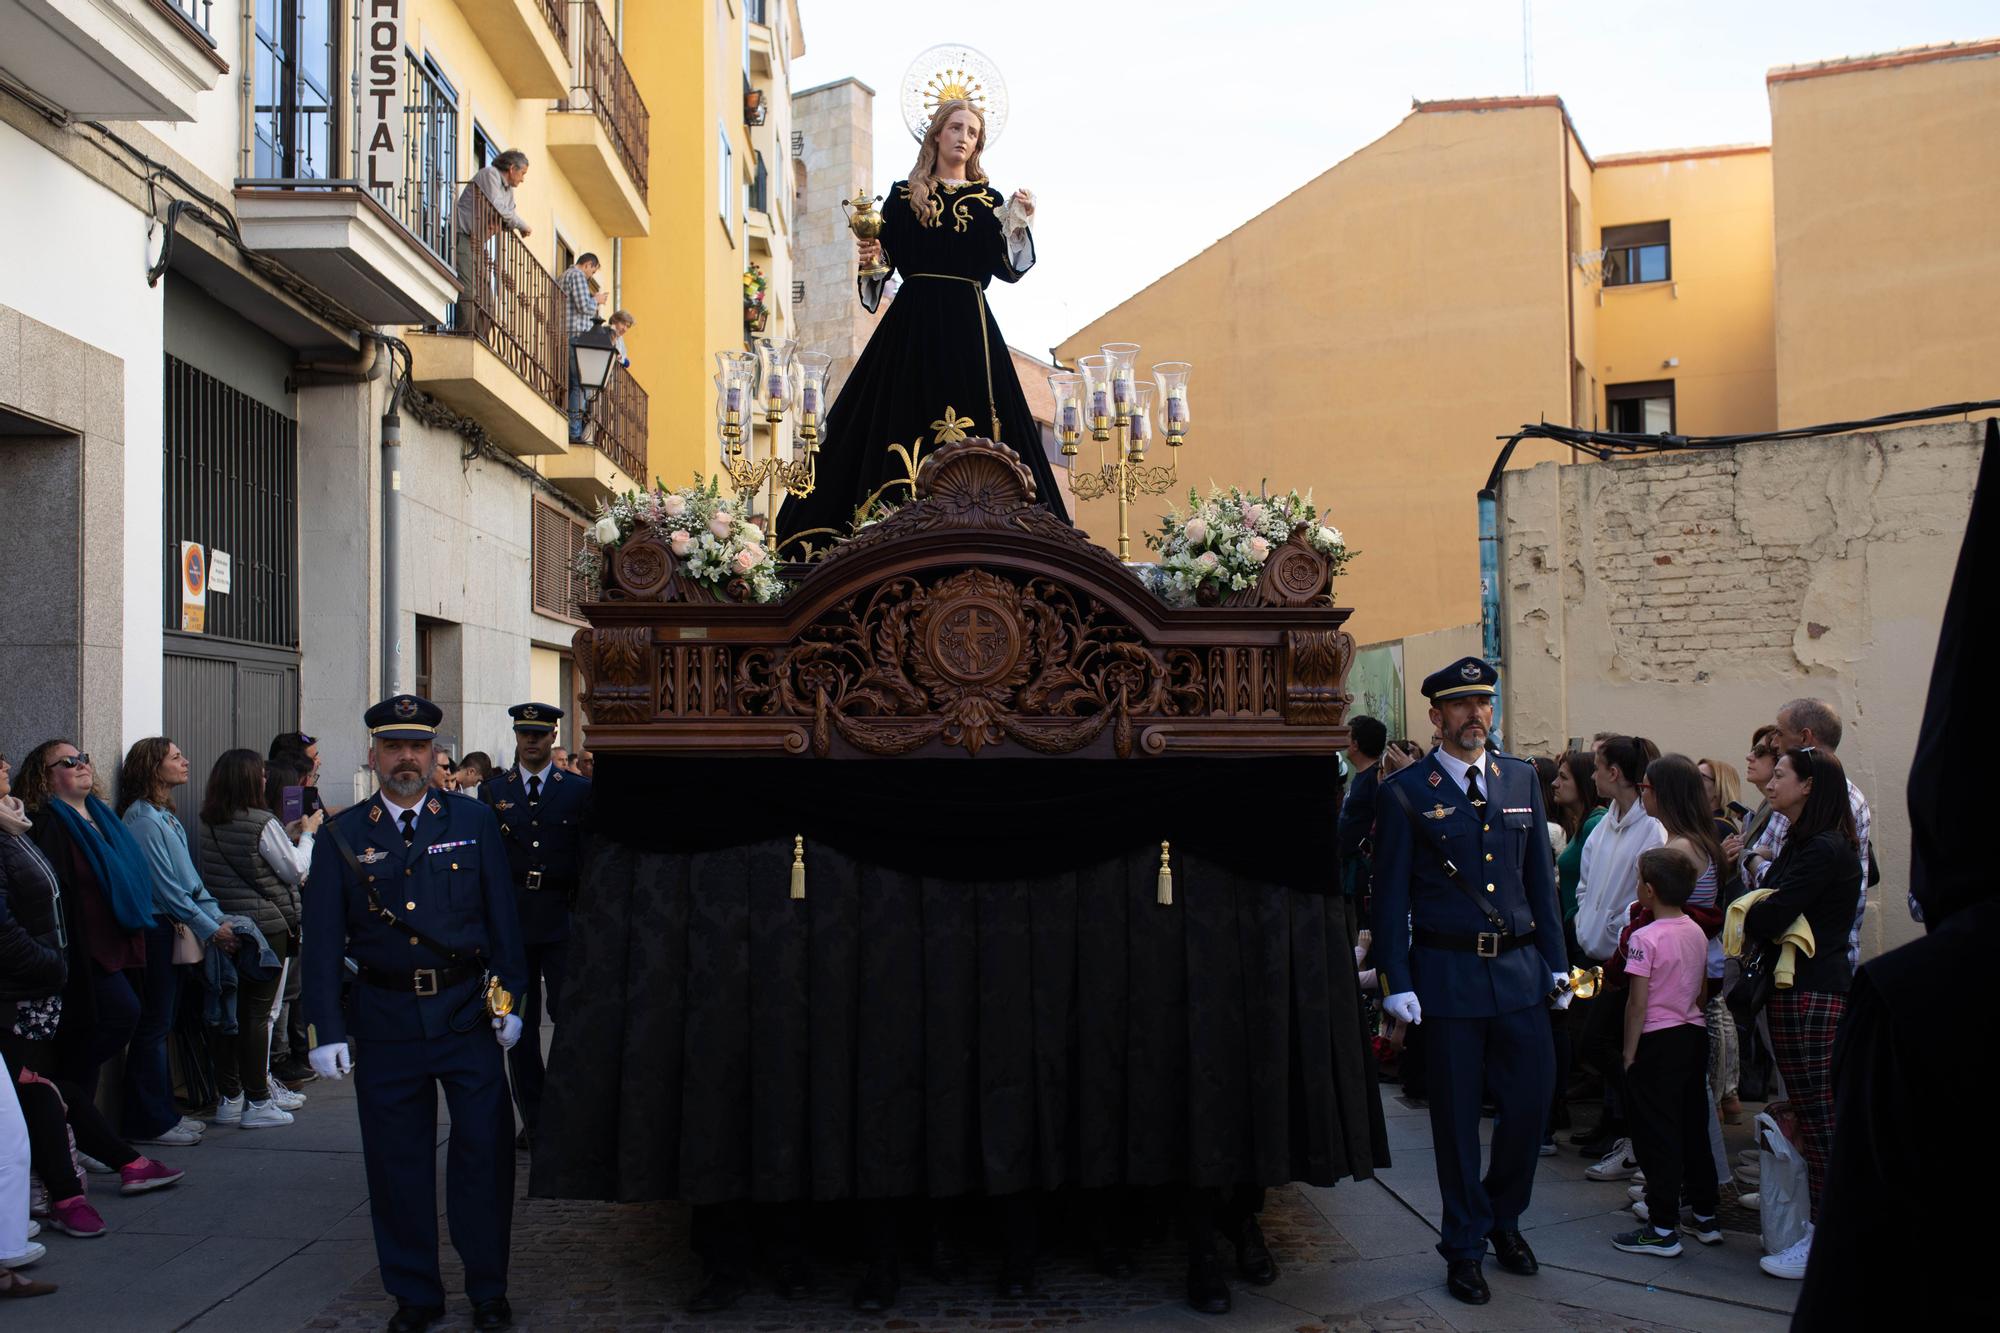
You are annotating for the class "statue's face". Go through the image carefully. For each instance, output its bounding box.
[935,109,981,168]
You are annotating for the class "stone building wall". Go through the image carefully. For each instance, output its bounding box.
[791,78,882,389]
[1498,418,1985,958]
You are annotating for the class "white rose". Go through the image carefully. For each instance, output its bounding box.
[1183,517,1209,546]
[1317,524,1343,548]
[661,493,688,517]
[1243,502,1267,528]
[1196,550,1219,570]
[668,529,693,556]
[1247,535,1272,563]
[592,516,620,545]
[708,513,734,540]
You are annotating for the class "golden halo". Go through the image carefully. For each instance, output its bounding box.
[901,44,1009,144]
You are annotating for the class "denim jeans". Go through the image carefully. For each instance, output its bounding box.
[567,344,586,441]
[121,919,181,1139]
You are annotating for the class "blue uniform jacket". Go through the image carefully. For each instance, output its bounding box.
[478,766,590,945]
[302,788,527,1046]
[1373,751,1566,1018]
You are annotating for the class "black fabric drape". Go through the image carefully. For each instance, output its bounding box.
[531,756,1385,1205]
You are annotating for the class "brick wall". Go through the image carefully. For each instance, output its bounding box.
[1498,418,1985,958]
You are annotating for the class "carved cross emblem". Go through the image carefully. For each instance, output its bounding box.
[939,602,1011,680]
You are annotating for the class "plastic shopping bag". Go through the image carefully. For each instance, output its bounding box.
[1756,1106,1810,1256]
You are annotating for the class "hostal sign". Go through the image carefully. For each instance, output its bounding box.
[362,0,405,195]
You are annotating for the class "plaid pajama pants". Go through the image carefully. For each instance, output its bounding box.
[1769,987,1847,1222]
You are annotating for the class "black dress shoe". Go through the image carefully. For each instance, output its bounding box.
[1446,1257,1490,1305]
[1233,1217,1279,1286]
[686,1266,750,1313]
[471,1296,513,1329]
[1488,1228,1539,1276]
[995,1256,1035,1299]
[772,1250,812,1299]
[386,1305,445,1333]
[1186,1247,1232,1315]
[852,1258,899,1312]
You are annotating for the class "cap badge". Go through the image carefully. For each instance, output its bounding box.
[394,697,419,719]
[522,706,539,720]
[1460,662,1482,681]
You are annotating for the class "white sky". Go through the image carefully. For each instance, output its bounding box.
[790,0,1995,356]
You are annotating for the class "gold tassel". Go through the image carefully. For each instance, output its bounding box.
[790,834,806,900]
[1157,840,1173,906]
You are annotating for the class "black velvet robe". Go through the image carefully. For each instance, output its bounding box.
[774,179,1071,555]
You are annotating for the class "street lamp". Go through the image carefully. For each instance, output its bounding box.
[572,326,622,435]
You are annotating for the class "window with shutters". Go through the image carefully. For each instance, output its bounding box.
[531,500,590,625]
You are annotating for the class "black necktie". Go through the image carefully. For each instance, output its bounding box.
[527,774,542,802]
[1465,764,1487,810]
[399,809,417,846]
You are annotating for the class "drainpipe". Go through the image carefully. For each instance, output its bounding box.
[1480,433,1529,745]
[380,397,403,696]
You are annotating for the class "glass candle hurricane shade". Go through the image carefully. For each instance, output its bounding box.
[1048,371,1084,456]
[1153,362,1191,442]
[1077,354,1114,440]
[1101,342,1140,422]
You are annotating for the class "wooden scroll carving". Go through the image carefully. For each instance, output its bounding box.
[578,440,1355,759]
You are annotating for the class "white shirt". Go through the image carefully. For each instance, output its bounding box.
[378,790,425,839]
[1434,749,1496,800]
[257,819,314,885]
[517,762,556,789]
[1573,795,1667,962]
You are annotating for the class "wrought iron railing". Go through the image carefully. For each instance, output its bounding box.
[367,59,458,267]
[591,366,648,482]
[748,151,769,214]
[538,0,569,48]
[166,0,218,44]
[560,1,649,199]
[450,188,567,411]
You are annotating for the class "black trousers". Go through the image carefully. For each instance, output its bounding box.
[1581,984,1630,1126]
[508,936,568,1136]
[0,1033,139,1201]
[1626,1024,1719,1224]
[1424,1006,1554,1260]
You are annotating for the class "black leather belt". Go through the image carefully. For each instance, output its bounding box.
[355,960,483,996]
[522,871,574,892]
[1414,928,1534,959]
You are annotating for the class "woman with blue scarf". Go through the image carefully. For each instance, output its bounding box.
[15,741,156,1105]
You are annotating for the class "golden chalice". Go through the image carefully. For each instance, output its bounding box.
[843,190,889,280]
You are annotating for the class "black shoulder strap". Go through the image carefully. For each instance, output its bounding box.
[323,818,479,967]
[1384,776,1510,932]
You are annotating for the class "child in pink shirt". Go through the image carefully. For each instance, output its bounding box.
[1612,847,1721,1257]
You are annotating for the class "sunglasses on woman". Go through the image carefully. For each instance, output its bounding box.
[46,753,91,770]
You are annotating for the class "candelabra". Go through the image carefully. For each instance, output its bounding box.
[716,342,830,520]
[1057,346,1193,561]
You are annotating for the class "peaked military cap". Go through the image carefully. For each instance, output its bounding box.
[365,693,443,740]
[508,702,564,734]
[1422,656,1499,702]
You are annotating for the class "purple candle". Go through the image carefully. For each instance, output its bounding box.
[802,384,819,414]
[1090,389,1109,420]
[1131,409,1152,441]
[1166,392,1188,426]
[766,372,784,400]
[1060,402,1079,433]
[726,386,743,414]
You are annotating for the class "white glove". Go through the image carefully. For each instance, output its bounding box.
[1550,972,1576,1010]
[309,1042,352,1081]
[1384,991,1422,1025]
[493,1014,523,1050]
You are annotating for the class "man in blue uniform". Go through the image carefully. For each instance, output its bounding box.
[479,702,590,1149]
[1372,658,1568,1306]
[304,694,529,1333]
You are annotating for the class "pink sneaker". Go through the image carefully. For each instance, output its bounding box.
[49,1196,106,1238]
[119,1157,185,1195]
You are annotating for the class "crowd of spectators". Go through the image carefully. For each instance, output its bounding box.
[1341,696,1877,1283]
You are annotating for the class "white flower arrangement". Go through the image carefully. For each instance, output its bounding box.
[1141,485,1354,607]
[575,475,785,603]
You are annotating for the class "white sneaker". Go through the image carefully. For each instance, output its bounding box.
[77,1152,114,1174]
[1586,1138,1640,1181]
[0,1240,44,1267]
[211,1094,245,1126]
[1631,1200,1650,1223]
[176,1115,208,1137]
[1740,1190,1762,1211]
[269,1085,306,1111]
[1631,1169,1645,1185]
[1738,1148,1760,1166]
[1628,1182,1647,1202]
[238,1099,294,1129]
[1759,1225,1813,1279]
[134,1123,202,1147]
[25,1220,39,1238]
[1735,1162,1761,1186]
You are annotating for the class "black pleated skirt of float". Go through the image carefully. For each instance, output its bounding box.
[529,757,1389,1205]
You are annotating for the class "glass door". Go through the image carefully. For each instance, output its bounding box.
[253,0,340,180]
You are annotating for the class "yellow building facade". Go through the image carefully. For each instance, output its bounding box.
[1059,40,1996,648]
[621,0,807,491]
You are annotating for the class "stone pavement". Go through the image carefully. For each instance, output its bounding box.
[8,1056,1800,1332]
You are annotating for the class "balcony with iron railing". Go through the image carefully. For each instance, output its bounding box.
[547,362,648,502]
[456,0,571,98]
[0,0,228,120]
[548,0,650,235]
[232,61,462,324]
[405,185,571,459]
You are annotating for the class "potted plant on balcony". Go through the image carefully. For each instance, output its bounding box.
[744,264,769,336]
[745,86,768,127]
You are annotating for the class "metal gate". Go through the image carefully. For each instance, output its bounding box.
[161,637,300,834]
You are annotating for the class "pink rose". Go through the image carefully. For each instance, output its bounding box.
[668,529,693,556]
[1244,502,1267,528]
[1183,517,1209,546]
[1196,550,1219,570]
[1247,535,1272,563]
[732,545,765,574]
[708,513,734,540]
[660,493,688,517]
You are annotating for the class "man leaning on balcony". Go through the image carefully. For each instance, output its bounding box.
[560,253,608,441]
[453,151,534,331]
